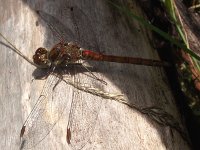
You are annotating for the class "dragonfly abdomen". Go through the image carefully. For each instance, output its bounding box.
[82,50,170,67]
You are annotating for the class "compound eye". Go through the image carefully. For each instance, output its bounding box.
[35,48,48,55]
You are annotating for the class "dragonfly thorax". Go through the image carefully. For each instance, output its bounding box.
[33,42,82,68]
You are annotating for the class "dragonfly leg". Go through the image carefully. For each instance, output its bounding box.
[80,64,107,85]
[53,74,63,91]
[62,62,107,84]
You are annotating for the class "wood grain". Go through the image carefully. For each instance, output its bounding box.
[0,0,190,149]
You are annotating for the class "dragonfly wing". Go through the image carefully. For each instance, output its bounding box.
[68,6,99,51]
[37,10,76,43]
[20,74,68,149]
[66,74,102,150]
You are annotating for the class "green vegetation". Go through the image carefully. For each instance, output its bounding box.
[108,1,200,146]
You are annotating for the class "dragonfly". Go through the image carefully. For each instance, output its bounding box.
[0,9,170,150]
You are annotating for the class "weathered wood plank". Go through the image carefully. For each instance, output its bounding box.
[0,0,190,149]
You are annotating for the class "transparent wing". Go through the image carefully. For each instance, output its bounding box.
[65,5,100,51]
[65,7,103,147]
[66,71,103,150]
[20,74,68,149]
[36,10,76,42]
[37,7,99,51]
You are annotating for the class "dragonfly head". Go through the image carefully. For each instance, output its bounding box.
[33,48,51,68]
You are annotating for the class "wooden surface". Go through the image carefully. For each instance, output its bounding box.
[0,0,190,150]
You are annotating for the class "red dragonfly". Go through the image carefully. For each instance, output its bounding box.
[33,41,169,68]
[0,10,170,150]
